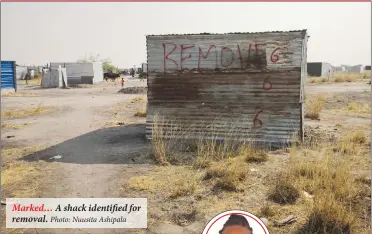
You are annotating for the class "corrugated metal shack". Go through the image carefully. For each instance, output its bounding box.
[307,62,333,77]
[146,30,308,145]
[41,67,68,88]
[16,65,28,80]
[1,61,17,92]
[348,64,364,73]
[49,62,104,84]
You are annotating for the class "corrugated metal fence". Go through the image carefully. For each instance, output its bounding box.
[1,61,17,92]
[146,30,308,145]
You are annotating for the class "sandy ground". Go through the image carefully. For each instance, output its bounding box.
[306,81,370,94]
[1,77,149,234]
[1,78,370,234]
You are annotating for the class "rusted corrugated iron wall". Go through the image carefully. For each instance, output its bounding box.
[146,30,307,145]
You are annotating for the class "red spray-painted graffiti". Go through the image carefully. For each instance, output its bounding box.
[161,43,281,129]
[253,110,263,128]
[162,43,281,73]
[220,47,234,67]
[263,76,272,91]
[198,45,217,70]
[180,45,195,70]
[270,48,281,63]
[163,43,178,72]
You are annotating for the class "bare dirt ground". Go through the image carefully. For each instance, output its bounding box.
[1,77,371,234]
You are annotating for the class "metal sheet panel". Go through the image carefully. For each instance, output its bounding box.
[50,62,96,84]
[16,66,28,80]
[348,65,363,73]
[92,62,104,83]
[1,61,17,91]
[321,63,333,77]
[41,68,67,88]
[307,62,322,77]
[146,30,307,145]
[142,63,148,73]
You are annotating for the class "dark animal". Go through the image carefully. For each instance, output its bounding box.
[104,72,121,82]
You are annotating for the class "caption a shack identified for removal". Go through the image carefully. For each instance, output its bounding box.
[6,198,147,228]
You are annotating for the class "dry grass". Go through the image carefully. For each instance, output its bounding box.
[305,95,327,120]
[150,115,171,165]
[131,96,144,103]
[361,70,371,79]
[134,110,147,117]
[268,178,300,204]
[1,161,56,199]
[100,121,127,128]
[149,115,266,165]
[355,175,371,185]
[347,102,371,115]
[259,203,276,218]
[140,115,370,233]
[170,208,198,226]
[128,166,203,198]
[1,145,55,199]
[307,77,329,84]
[169,177,198,198]
[194,139,240,162]
[342,130,367,144]
[146,116,258,194]
[299,193,355,234]
[2,92,38,97]
[19,75,42,85]
[333,71,370,83]
[308,71,370,84]
[330,102,371,118]
[193,157,212,169]
[195,138,240,161]
[2,162,38,187]
[68,84,92,88]
[1,122,32,129]
[1,145,47,162]
[245,150,268,163]
[1,105,55,120]
[204,158,249,192]
[335,123,343,128]
[284,140,370,233]
[333,130,367,156]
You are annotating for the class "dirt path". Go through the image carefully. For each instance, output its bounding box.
[2,80,151,233]
[3,78,200,234]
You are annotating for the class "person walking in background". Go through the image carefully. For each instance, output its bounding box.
[328,68,332,82]
[25,70,30,85]
[121,77,125,88]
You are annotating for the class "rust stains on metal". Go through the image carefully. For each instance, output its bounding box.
[146,30,308,145]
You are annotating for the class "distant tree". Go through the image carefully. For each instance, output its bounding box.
[77,53,119,73]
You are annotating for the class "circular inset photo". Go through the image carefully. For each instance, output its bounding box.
[202,210,270,234]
